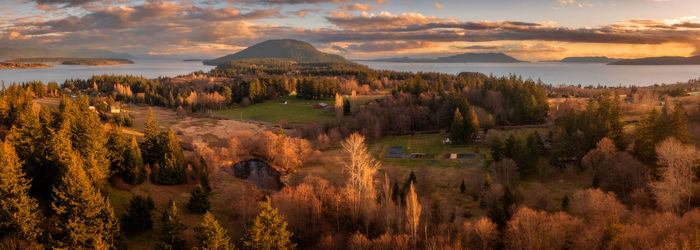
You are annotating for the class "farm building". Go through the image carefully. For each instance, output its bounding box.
[314,103,328,109]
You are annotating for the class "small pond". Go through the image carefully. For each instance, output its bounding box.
[222,160,284,191]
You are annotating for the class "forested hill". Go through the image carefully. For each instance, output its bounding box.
[368,52,524,63]
[203,39,350,66]
[608,55,700,65]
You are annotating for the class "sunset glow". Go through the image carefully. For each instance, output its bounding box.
[1,0,698,60]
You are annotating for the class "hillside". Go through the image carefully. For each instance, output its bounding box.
[204,39,350,66]
[368,52,524,63]
[608,55,700,65]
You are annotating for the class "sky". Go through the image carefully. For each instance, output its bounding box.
[1,0,699,60]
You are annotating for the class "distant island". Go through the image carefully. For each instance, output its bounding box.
[367,52,525,63]
[204,39,350,66]
[0,48,132,59]
[183,59,205,62]
[0,62,53,69]
[8,57,134,66]
[557,56,621,63]
[608,55,700,65]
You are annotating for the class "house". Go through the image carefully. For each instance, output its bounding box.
[314,103,328,109]
[442,136,451,145]
[108,105,120,113]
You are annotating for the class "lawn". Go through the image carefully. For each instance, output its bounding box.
[368,133,489,168]
[212,96,335,124]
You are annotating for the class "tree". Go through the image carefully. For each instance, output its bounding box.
[450,108,466,144]
[241,198,295,250]
[188,184,210,214]
[142,108,161,165]
[490,137,505,162]
[651,137,699,214]
[157,128,186,185]
[51,151,118,249]
[194,212,235,250]
[120,195,155,235]
[334,93,343,120]
[488,158,519,187]
[125,136,146,184]
[157,200,186,250]
[405,181,421,247]
[341,133,379,232]
[0,141,41,242]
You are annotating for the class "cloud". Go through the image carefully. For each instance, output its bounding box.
[326,11,451,30]
[342,41,436,52]
[27,0,113,7]
[291,8,318,17]
[434,3,443,9]
[231,0,383,4]
[339,3,378,11]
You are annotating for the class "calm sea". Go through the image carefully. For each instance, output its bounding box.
[0,59,215,84]
[1,59,699,87]
[359,61,700,87]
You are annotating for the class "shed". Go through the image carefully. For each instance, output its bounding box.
[314,103,328,109]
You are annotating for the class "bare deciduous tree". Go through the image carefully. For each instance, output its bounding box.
[651,137,699,214]
[488,158,519,187]
[342,133,380,234]
[405,181,421,247]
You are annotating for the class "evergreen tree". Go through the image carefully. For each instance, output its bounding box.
[106,125,128,178]
[465,106,480,140]
[450,108,466,144]
[142,108,161,166]
[490,137,505,162]
[157,128,186,185]
[199,156,211,194]
[561,195,570,211]
[120,195,155,235]
[460,180,466,194]
[194,212,235,250]
[51,151,118,249]
[67,96,109,184]
[6,106,55,195]
[0,141,41,242]
[126,136,146,184]
[188,184,210,214]
[669,102,692,144]
[157,200,186,250]
[241,198,295,250]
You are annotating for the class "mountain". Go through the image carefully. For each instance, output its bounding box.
[204,39,350,66]
[608,55,700,65]
[559,56,620,63]
[0,48,132,59]
[367,52,524,63]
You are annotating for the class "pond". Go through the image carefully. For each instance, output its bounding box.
[222,160,284,191]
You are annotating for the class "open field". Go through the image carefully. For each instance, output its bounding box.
[212,96,334,124]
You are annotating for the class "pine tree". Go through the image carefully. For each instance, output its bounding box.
[199,157,211,194]
[188,184,210,214]
[126,136,146,184]
[157,200,186,250]
[194,212,235,250]
[106,125,128,179]
[465,106,480,140]
[67,95,109,184]
[120,195,155,235]
[490,137,505,162]
[450,108,466,144]
[157,128,186,185]
[143,108,161,166]
[51,151,118,249]
[241,197,295,250]
[0,141,41,242]
[669,102,692,144]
